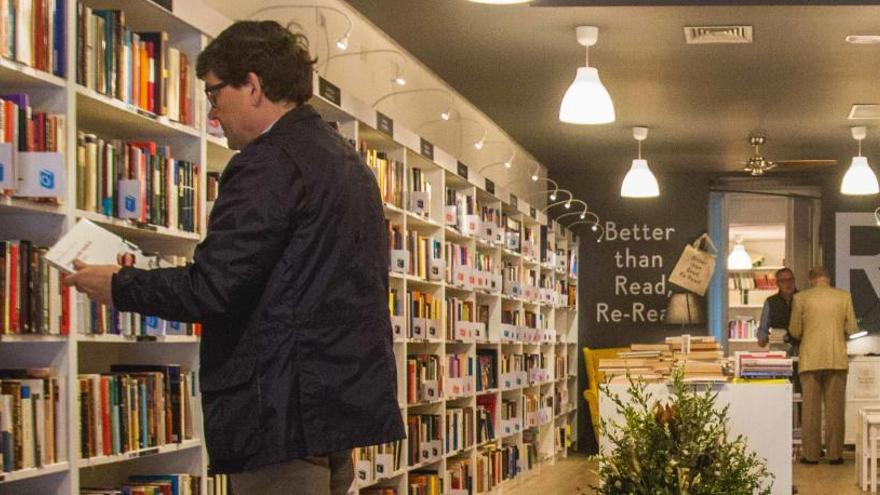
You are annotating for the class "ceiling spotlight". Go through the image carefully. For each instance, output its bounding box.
[841,126,880,196]
[580,213,586,220]
[591,224,598,232]
[565,201,571,209]
[531,174,539,181]
[393,75,407,86]
[474,138,485,150]
[549,192,557,201]
[559,26,615,125]
[336,35,349,50]
[441,109,451,121]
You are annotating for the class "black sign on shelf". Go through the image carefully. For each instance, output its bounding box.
[530,207,536,219]
[148,0,173,11]
[318,77,341,106]
[510,194,518,209]
[376,112,394,136]
[485,178,495,195]
[457,161,469,180]
[420,138,434,160]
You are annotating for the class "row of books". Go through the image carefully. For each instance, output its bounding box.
[0,94,66,199]
[445,407,473,454]
[445,457,471,494]
[353,440,403,485]
[409,166,432,217]
[362,146,403,208]
[76,134,201,233]
[475,444,520,493]
[406,354,441,404]
[0,0,66,76]
[729,272,779,291]
[728,318,758,340]
[2,241,70,335]
[406,414,440,466]
[76,4,196,125]
[1,369,64,473]
[476,395,495,444]
[409,471,440,495]
[77,365,194,459]
[476,350,496,392]
[81,473,229,495]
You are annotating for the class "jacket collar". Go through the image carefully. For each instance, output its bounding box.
[250,104,320,146]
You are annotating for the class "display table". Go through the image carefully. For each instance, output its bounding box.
[600,382,792,495]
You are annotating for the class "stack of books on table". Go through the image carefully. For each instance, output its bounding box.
[734,351,793,380]
[667,335,729,384]
[598,344,674,383]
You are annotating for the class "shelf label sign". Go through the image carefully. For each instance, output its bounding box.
[420,138,434,160]
[318,77,341,106]
[510,193,518,209]
[485,178,495,195]
[530,207,536,219]
[15,152,64,197]
[457,161,468,180]
[376,112,394,137]
[0,143,12,189]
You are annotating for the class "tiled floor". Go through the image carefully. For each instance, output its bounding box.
[502,453,863,495]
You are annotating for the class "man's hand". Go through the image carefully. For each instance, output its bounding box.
[63,260,121,307]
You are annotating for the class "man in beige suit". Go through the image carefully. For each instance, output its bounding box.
[789,266,859,464]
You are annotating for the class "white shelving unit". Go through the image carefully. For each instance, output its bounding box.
[0,1,580,494]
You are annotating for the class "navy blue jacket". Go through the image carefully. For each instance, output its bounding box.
[112,104,405,473]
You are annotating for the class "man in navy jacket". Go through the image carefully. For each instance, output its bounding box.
[66,21,405,494]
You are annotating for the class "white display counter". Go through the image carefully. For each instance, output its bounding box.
[600,382,792,495]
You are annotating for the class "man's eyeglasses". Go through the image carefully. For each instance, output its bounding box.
[205,81,230,108]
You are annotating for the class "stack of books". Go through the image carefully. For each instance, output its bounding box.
[734,351,793,379]
[0,368,64,473]
[598,336,730,384]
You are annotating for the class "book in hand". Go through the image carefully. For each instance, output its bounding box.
[44,219,138,273]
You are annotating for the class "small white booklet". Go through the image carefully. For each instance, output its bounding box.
[45,219,140,273]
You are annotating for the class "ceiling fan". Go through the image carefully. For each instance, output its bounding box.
[740,135,837,176]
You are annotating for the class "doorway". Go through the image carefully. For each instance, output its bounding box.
[707,180,823,350]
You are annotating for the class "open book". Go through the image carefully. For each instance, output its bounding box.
[44,219,140,273]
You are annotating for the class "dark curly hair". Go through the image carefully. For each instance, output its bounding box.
[197,21,317,105]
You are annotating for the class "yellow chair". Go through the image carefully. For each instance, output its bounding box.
[583,346,628,444]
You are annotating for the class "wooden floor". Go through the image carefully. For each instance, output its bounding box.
[500,453,863,495]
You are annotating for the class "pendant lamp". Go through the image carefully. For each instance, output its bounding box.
[559,26,615,125]
[621,127,659,198]
[727,238,752,270]
[841,126,880,196]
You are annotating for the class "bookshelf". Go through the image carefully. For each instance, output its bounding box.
[0,1,580,495]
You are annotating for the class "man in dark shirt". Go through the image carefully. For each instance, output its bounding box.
[64,21,405,495]
[757,267,797,348]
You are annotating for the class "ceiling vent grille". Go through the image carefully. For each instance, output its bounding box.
[849,104,880,120]
[684,26,753,44]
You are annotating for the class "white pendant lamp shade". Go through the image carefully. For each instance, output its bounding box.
[727,240,753,270]
[841,156,880,195]
[559,67,615,124]
[620,159,659,198]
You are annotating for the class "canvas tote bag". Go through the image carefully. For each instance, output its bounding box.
[668,233,718,296]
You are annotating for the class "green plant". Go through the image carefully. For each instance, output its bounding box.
[593,371,773,495]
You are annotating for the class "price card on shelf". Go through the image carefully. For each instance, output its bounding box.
[391,315,406,340]
[356,460,373,484]
[0,142,13,189]
[445,205,457,226]
[16,152,65,198]
[375,454,394,479]
[390,249,408,273]
[411,318,426,339]
[427,319,441,340]
[421,380,439,401]
[428,258,444,281]
[410,191,429,217]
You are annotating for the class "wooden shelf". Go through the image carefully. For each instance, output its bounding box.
[77,439,201,469]
[76,209,201,243]
[0,57,66,89]
[0,462,69,484]
[0,196,66,216]
[77,333,199,344]
[76,86,200,139]
[0,333,67,343]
